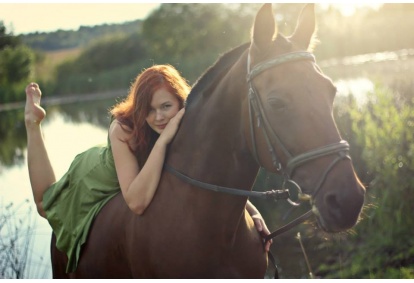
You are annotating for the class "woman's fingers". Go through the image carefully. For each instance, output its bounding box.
[159,108,186,144]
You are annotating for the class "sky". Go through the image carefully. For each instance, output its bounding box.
[0,2,384,35]
[0,2,161,35]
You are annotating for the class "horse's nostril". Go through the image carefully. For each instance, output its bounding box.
[324,192,342,219]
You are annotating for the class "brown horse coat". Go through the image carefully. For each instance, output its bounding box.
[50,4,365,278]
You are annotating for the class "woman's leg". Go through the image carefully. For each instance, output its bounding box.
[25,82,56,218]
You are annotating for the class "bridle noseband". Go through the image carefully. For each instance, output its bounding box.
[165,50,352,241]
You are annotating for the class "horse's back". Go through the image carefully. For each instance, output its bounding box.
[52,181,267,278]
[60,193,132,278]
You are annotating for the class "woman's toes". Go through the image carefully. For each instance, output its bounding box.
[25,83,45,125]
[26,83,42,105]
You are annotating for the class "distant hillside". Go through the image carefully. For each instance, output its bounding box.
[20,19,142,51]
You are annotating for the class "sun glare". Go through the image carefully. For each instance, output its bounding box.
[322,3,383,16]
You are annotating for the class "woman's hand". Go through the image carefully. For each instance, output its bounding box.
[157,108,185,145]
[250,212,273,252]
[246,201,273,252]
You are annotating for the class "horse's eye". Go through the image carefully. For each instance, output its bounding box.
[268,97,287,111]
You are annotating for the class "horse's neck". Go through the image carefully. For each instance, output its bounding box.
[164,66,260,244]
[168,69,258,190]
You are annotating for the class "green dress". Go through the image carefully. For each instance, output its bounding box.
[42,133,120,273]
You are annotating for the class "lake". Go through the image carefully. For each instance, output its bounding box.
[0,49,412,278]
[0,97,116,278]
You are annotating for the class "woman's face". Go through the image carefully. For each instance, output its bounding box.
[145,87,180,134]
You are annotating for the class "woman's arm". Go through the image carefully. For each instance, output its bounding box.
[110,109,185,215]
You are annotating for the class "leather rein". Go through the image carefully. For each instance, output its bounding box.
[165,51,352,243]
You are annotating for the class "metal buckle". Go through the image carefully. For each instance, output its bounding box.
[283,179,307,206]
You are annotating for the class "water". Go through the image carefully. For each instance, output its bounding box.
[0,98,115,278]
[0,50,412,278]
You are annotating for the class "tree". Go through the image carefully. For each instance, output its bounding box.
[0,23,35,103]
[0,45,34,84]
[142,3,259,81]
[0,21,20,49]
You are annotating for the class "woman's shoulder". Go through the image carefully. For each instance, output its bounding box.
[109,119,132,141]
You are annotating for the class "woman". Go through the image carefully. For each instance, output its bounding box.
[25,64,271,273]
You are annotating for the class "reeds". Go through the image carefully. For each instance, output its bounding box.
[0,199,49,278]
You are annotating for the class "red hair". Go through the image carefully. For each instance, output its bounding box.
[110,65,190,167]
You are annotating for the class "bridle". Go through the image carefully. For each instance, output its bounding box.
[245,50,351,241]
[165,50,351,242]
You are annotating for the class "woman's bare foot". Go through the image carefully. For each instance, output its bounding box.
[25,83,46,127]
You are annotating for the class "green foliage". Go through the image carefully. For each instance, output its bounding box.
[53,33,149,95]
[21,20,143,51]
[143,4,253,59]
[142,3,258,82]
[50,4,263,94]
[317,85,414,279]
[354,87,414,181]
[0,21,21,49]
[54,33,146,78]
[0,45,35,84]
[0,23,36,104]
[333,95,371,183]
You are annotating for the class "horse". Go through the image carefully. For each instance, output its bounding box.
[50,3,365,278]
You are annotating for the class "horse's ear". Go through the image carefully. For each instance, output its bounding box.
[289,4,317,50]
[251,4,277,55]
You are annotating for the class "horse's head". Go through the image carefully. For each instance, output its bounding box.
[245,4,365,232]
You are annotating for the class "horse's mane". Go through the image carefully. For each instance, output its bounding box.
[186,42,250,107]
